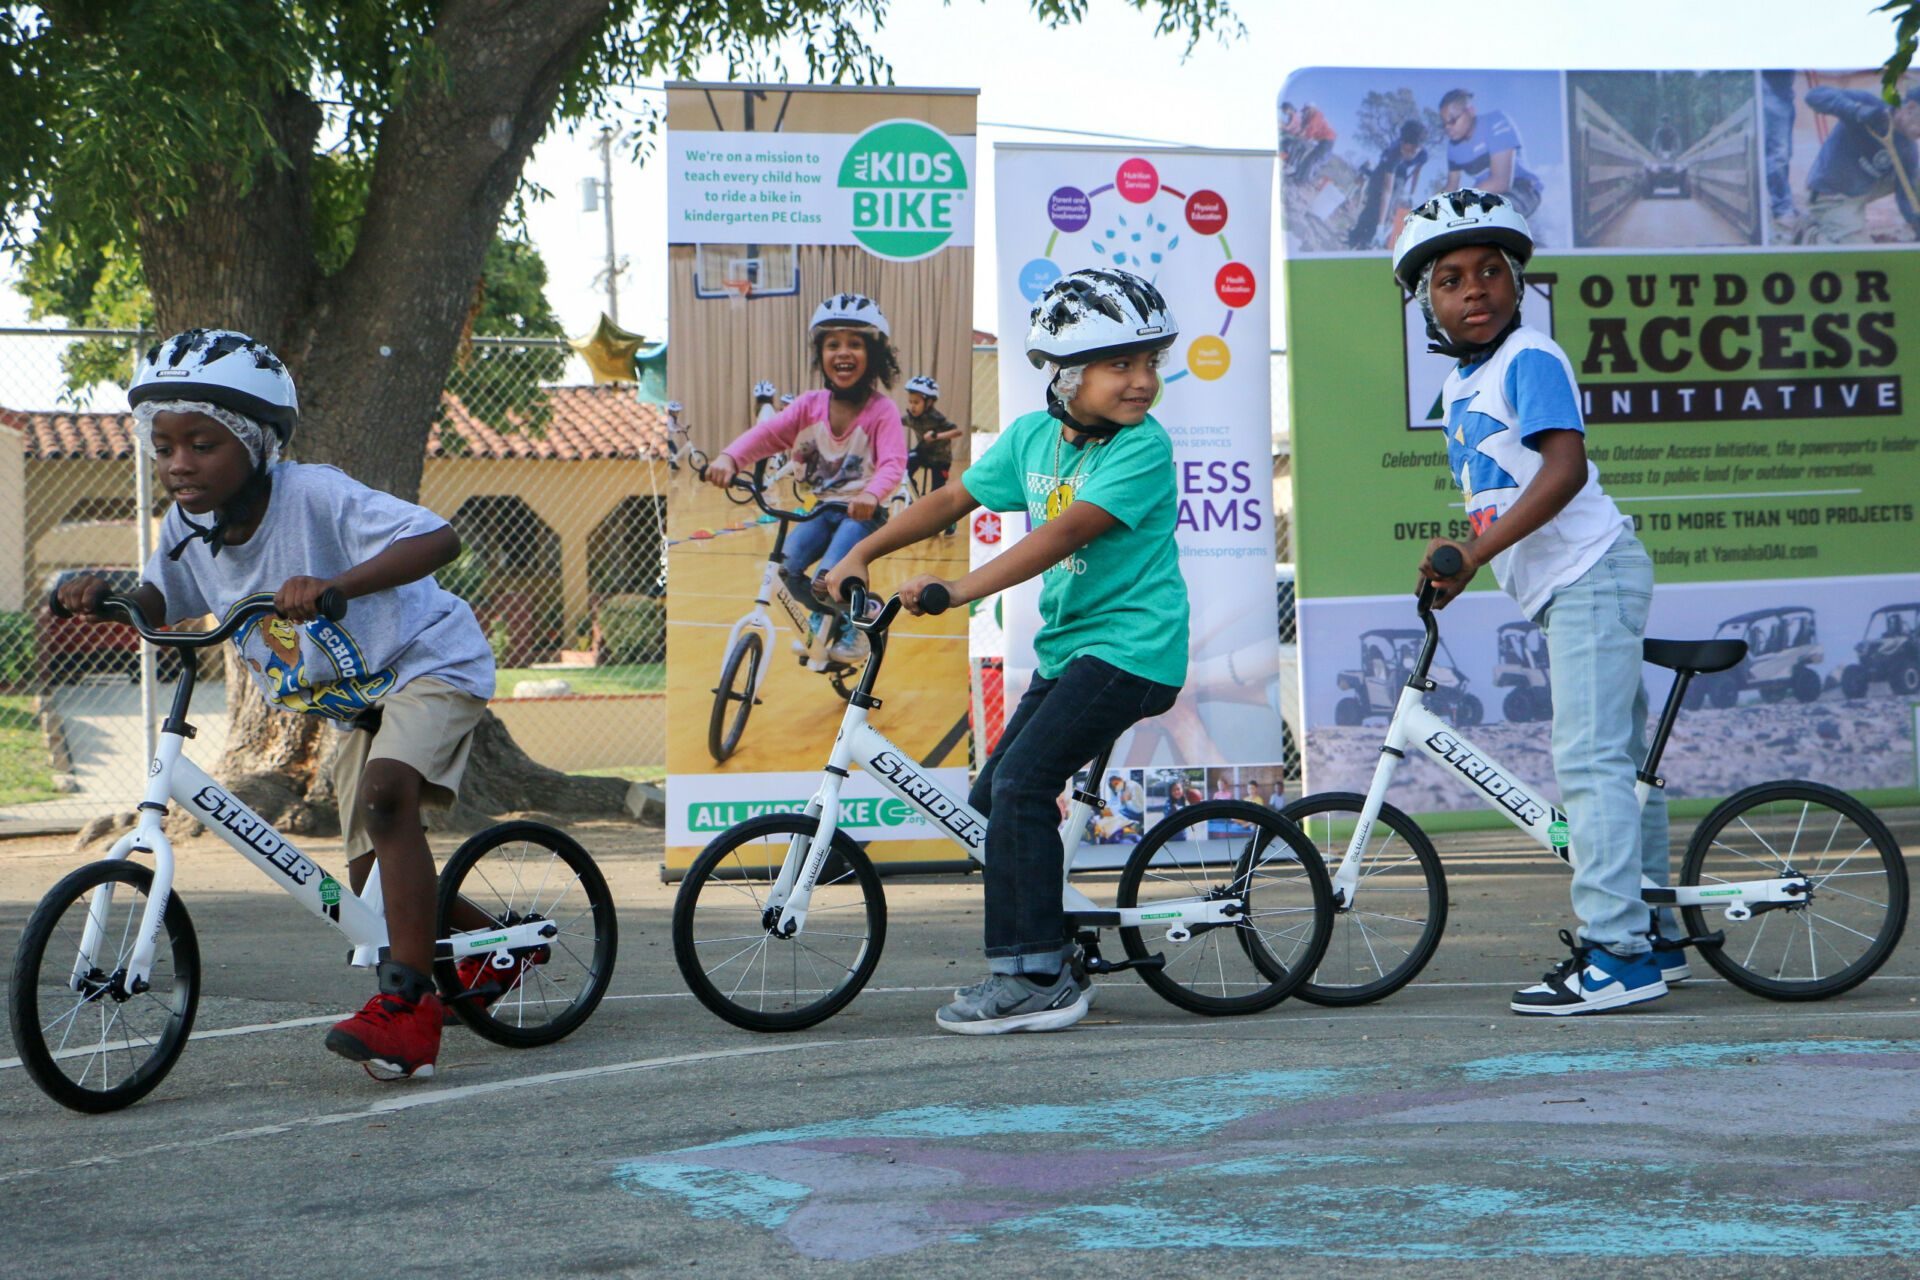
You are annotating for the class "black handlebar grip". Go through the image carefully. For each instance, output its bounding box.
[837,576,866,604]
[1431,544,1464,578]
[317,587,349,621]
[47,589,72,620]
[918,583,951,616]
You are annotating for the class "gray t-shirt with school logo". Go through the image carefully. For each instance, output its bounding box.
[143,462,495,721]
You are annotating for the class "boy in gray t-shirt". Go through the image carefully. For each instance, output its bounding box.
[56,328,495,1080]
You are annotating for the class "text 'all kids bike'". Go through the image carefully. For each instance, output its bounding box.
[9,590,619,1112]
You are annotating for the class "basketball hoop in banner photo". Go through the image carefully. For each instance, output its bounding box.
[723,277,754,310]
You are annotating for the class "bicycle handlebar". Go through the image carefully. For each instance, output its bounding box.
[48,587,348,648]
[1419,543,1464,615]
[696,456,826,524]
[918,582,951,616]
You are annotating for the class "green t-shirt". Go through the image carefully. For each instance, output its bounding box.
[963,409,1188,687]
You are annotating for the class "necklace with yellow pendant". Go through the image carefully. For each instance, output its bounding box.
[1046,429,1102,522]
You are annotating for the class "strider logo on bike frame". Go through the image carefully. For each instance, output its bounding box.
[1422,729,1560,829]
[867,748,987,850]
[189,783,321,886]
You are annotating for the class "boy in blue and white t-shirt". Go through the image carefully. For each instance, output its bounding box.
[1392,191,1677,1016]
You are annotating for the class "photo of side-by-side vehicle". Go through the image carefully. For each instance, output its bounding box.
[1316,594,1920,730]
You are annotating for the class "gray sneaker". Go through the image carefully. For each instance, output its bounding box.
[956,953,1096,1008]
[935,971,1089,1035]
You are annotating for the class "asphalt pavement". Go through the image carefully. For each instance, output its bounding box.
[2,817,1917,1279]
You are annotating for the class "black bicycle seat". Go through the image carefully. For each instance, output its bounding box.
[1643,638,1747,674]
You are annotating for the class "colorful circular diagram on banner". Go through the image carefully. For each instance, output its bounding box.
[1184,190,1228,234]
[1187,335,1230,381]
[1215,262,1256,308]
[1018,257,1063,301]
[1115,157,1159,203]
[1018,158,1256,388]
[973,510,1002,544]
[1048,187,1091,232]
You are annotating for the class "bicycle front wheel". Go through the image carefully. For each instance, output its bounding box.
[1681,781,1907,1000]
[1115,800,1333,1016]
[672,815,886,1031]
[10,860,200,1113]
[435,822,618,1047]
[1283,792,1448,1006]
[708,632,763,762]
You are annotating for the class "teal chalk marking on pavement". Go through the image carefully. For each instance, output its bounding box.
[1457,1039,1911,1082]
[612,1161,809,1229]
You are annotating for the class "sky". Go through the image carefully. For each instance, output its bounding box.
[0,0,1901,385]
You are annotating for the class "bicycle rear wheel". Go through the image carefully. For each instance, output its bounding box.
[1680,781,1907,1000]
[10,860,200,1113]
[672,815,886,1031]
[435,822,618,1047]
[1283,793,1448,1006]
[708,632,763,762]
[1115,800,1333,1016]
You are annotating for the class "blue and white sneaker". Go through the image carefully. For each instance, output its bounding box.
[1655,949,1691,985]
[1511,930,1669,1016]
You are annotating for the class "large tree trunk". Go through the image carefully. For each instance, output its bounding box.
[126,1,632,830]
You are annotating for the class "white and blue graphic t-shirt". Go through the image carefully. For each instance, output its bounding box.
[144,462,495,721]
[1440,326,1631,619]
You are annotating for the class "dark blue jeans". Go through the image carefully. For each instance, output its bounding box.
[969,655,1181,976]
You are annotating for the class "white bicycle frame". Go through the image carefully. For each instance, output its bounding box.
[1334,678,1812,922]
[68,722,560,998]
[758,696,1253,941]
[723,555,840,697]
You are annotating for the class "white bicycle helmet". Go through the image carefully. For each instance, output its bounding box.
[1391,188,1534,293]
[809,292,890,338]
[780,393,796,405]
[666,401,683,414]
[905,375,939,397]
[751,380,776,399]
[1024,268,1177,370]
[129,329,298,442]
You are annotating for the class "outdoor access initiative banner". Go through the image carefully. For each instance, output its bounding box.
[663,83,978,870]
[987,145,1285,866]
[1281,67,1920,813]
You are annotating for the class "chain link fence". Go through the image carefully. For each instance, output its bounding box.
[1,327,670,831]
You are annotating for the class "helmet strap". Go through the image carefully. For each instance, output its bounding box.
[165,466,274,561]
[1044,385,1122,440]
[1426,308,1523,362]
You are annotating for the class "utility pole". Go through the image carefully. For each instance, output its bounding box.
[584,128,623,322]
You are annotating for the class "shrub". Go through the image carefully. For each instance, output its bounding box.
[0,612,33,688]
[598,594,666,664]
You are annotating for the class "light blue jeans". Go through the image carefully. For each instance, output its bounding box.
[1535,531,1674,954]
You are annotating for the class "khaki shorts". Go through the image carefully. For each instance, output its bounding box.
[334,677,489,859]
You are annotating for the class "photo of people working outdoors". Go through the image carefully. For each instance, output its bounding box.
[1280,68,1570,255]
[1766,68,1920,244]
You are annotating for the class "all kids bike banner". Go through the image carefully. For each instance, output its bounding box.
[986,144,1287,867]
[664,83,978,871]
[1282,66,1920,814]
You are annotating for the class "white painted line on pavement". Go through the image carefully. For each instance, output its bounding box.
[0,1037,894,1185]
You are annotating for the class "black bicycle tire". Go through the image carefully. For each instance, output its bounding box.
[707,632,763,762]
[672,814,886,1032]
[1283,792,1449,1007]
[1680,780,1908,1001]
[1114,800,1334,1016]
[10,860,201,1113]
[435,821,618,1047]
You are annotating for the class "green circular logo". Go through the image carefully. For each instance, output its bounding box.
[1547,820,1570,849]
[878,798,918,826]
[839,119,968,261]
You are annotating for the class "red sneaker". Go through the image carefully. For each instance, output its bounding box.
[325,962,442,1078]
[447,947,547,1023]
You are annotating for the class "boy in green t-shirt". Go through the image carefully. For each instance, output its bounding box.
[827,268,1189,1034]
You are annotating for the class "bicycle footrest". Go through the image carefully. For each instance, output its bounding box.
[1655,930,1726,951]
[1083,952,1165,975]
[1064,909,1121,929]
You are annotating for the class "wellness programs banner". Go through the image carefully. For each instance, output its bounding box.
[990,145,1287,867]
[664,83,978,871]
[1283,66,1920,814]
